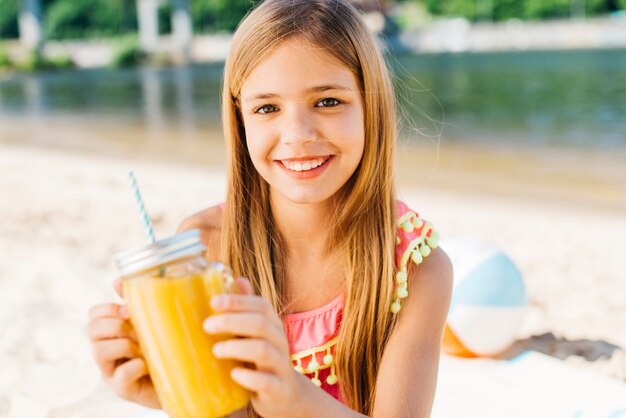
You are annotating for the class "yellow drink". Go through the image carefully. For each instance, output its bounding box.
[124,268,249,418]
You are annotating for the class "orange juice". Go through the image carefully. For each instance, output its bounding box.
[123,268,249,418]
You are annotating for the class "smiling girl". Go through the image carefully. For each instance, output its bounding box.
[87,1,452,417]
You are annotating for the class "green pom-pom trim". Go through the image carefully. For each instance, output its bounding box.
[395,271,407,284]
[390,300,401,314]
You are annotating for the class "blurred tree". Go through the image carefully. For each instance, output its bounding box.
[420,0,624,20]
[44,0,137,39]
[158,2,172,34]
[0,0,20,39]
[191,0,259,33]
[423,0,473,17]
[523,0,571,19]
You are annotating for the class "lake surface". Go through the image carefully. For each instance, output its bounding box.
[0,48,625,149]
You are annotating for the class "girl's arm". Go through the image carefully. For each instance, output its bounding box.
[371,247,453,417]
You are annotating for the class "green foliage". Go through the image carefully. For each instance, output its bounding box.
[110,35,145,68]
[0,44,11,68]
[46,54,74,69]
[16,51,42,71]
[45,0,137,40]
[423,0,624,21]
[13,49,74,71]
[191,0,259,33]
[158,4,172,34]
[41,0,257,38]
[4,0,625,44]
[0,0,20,39]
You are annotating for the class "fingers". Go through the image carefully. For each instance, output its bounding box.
[230,367,282,398]
[204,312,287,353]
[213,339,288,374]
[87,303,135,343]
[111,357,149,393]
[92,338,141,378]
[86,317,138,342]
[210,294,277,323]
[89,303,129,321]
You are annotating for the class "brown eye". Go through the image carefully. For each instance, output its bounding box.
[316,98,341,108]
[256,104,278,114]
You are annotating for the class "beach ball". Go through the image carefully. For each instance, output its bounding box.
[441,237,527,358]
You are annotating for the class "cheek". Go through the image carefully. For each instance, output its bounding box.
[243,119,261,154]
[341,107,365,154]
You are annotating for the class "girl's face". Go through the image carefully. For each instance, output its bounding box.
[240,37,365,206]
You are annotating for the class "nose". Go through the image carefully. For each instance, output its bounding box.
[280,105,317,145]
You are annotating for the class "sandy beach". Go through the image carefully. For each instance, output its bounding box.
[0,130,625,417]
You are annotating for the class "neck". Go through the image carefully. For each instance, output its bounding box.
[270,193,336,259]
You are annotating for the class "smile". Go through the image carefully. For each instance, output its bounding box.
[280,156,331,172]
[275,155,334,179]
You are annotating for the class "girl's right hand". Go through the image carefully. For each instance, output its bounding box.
[86,279,161,409]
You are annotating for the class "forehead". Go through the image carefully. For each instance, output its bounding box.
[240,37,359,99]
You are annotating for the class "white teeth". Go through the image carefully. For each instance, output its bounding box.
[282,157,328,172]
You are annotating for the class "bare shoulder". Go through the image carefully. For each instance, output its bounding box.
[403,247,453,324]
[176,205,223,260]
[388,246,453,353]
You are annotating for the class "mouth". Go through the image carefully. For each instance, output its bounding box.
[278,155,332,172]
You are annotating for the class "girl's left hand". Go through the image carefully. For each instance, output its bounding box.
[203,277,311,418]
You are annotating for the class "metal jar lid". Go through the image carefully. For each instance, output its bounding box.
[114,229,206,278]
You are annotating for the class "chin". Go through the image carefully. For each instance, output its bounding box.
[275,188,337,206]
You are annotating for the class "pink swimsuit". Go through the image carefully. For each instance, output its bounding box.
[280,201,438,402]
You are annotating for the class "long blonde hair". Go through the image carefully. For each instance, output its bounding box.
[221,0,398,413]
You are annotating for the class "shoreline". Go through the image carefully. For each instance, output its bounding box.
[2,115,625,215]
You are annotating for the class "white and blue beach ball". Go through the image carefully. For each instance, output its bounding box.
[441,237,527,357]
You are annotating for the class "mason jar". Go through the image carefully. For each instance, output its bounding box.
[114,229,249,418]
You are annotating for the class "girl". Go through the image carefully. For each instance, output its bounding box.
[87,0,452,417]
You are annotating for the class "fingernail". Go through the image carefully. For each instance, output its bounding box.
[210,295,226,310]
[213,343,223,357]
[203,318,217,333]
[231,368,243,381]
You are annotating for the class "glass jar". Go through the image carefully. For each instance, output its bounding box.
[114,229,249,418]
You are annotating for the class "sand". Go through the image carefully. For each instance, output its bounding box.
[0,138,625,418]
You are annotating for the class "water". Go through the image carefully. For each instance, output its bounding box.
[392,48,626,148]
[0,48,625,149]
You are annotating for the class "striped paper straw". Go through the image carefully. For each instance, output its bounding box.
[127,171,156,244]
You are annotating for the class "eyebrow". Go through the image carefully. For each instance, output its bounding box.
[244,84,354,101]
